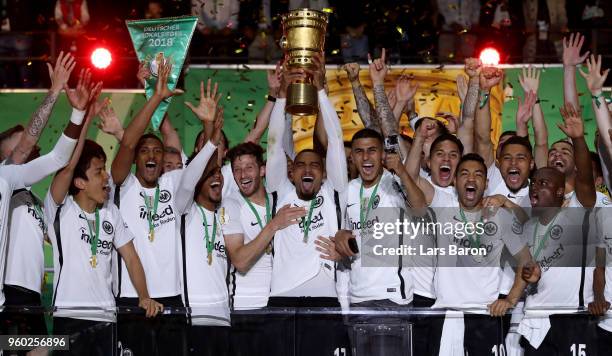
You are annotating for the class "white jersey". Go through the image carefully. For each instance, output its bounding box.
[564,190,609,208]
[270,179,343,297]
[45,193,133,322]
[433,208,525,311]
[345,170,414,304]
[522,209,595,311]
[222,195,272,309]
[486,165,531,208]
[596,205,612,332]
[0,132,77,306]
[4,189,46,293]
[221,163,239,199]
[114,171,182,298]
[179,202,230,326]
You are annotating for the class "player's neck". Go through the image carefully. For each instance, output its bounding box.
[362,170,383,188]
[460,201,483,213]
[248,184,267,206]
[564,174,576,196]
[136,173,158,189]
[196,194,216,211]
[537,207,560,225]
[74,193,98,213]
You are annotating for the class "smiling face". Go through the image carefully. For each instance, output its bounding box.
[351,137,383,186]
[163,151,183,173]
[76,156,110,205]
[529,168,565,208]
[135,137,164,187]
[455,159,487,209]
[232,154,265,198]
[547,141,575,177]
[428,140,461,187]
[500,143,533,192]
[200,167,224,205]
[292,151,324,200]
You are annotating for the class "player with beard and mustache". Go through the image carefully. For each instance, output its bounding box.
[517,167,599,355]
[263,53,350,355]
[433,154,539,356]
[110,62,225,356]
[176,115,234,355]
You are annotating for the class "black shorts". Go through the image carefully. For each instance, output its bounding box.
[229,311,268,356]
[266,296,351,356]
[116,295,187,356]
[597,326,612,355]
[521,314,600,356]
[2,284,47,336]
[412,294,443,356]
[463,314,507,356]
[53,317,114,356]
[187,325,230,355]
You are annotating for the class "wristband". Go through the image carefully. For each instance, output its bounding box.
[70,109,86,125]
[267,95,277,102]
[592,92,604,109]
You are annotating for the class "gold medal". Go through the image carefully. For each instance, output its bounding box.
[90,255,97,268]
[220,207,226,225]
[207,251,213,265]
[149,229,155,242]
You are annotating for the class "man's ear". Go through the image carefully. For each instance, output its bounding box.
[556,187,565,198]
[529,158,535,171]
[74,177,87,190]
[259,165,265,178]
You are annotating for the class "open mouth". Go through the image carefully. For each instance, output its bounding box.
[530,193,539,206]
[507,168,521,184]
[362,162,374,175]
[465,185,477,200]
[553,160,564,169]
[210,180,222,192]
[301,176,314,191]
[145,161,157,172]
[240,178,253,190]
[439,165,451,181]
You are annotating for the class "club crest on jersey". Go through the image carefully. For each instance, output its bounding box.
[313,195,324,209]
[102,221,114,235]
[159,189,172,203]
[550,225,563,240]
[484,221,498,236]
[601,196,611,205]
[372,195,380,210]
[511,219,523,234]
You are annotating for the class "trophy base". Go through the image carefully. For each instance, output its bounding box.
[286,83,318,116]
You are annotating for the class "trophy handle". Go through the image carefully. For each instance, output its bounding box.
[279,36,288,49]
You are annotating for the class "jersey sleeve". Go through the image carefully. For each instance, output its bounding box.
[485,165,504,195]
[112,206,135,249]
[265,99,290,192]
[221,163,238,198]
[319,90,348,193]
[173,141,217,214]
[221,197,244,236]
[43,188,66,240]
[0,133,77,189]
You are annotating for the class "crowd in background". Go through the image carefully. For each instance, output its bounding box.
[0,0,611,88]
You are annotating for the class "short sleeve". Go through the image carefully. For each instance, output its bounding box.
[430,185,457,207]
[485,165,504,195]
[221,197,244,236]
[111,206,134,249]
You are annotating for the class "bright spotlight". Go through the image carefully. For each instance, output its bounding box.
[91,48,112,69]
[479,48,500,66]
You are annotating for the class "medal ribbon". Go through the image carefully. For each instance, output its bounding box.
[143,186,160,235]
[532,213,559,260]
[243,194,270,230]
[84,209,100,260]
[359,179,381,233]
[197,205,217,258]
[302,198,317,243]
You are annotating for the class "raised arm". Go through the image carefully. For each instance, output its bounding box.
[314,56,347,191]
[518,66,548,168]
[50,89,107,205]
[562,33,590,107]
[111,62,177,185]
[159,114,182,153]
[558,103,596,207]
[475,66,503,168]
[404,123,435,204]
[342,62,381,132]
[385,152,426,208]
[174,117,221,215]
[393,76,419,156]
[97,105,124,141]
[457,58,482,154]
[244,65,280,144]
[10,52,75,164]
[579,55,612,159]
